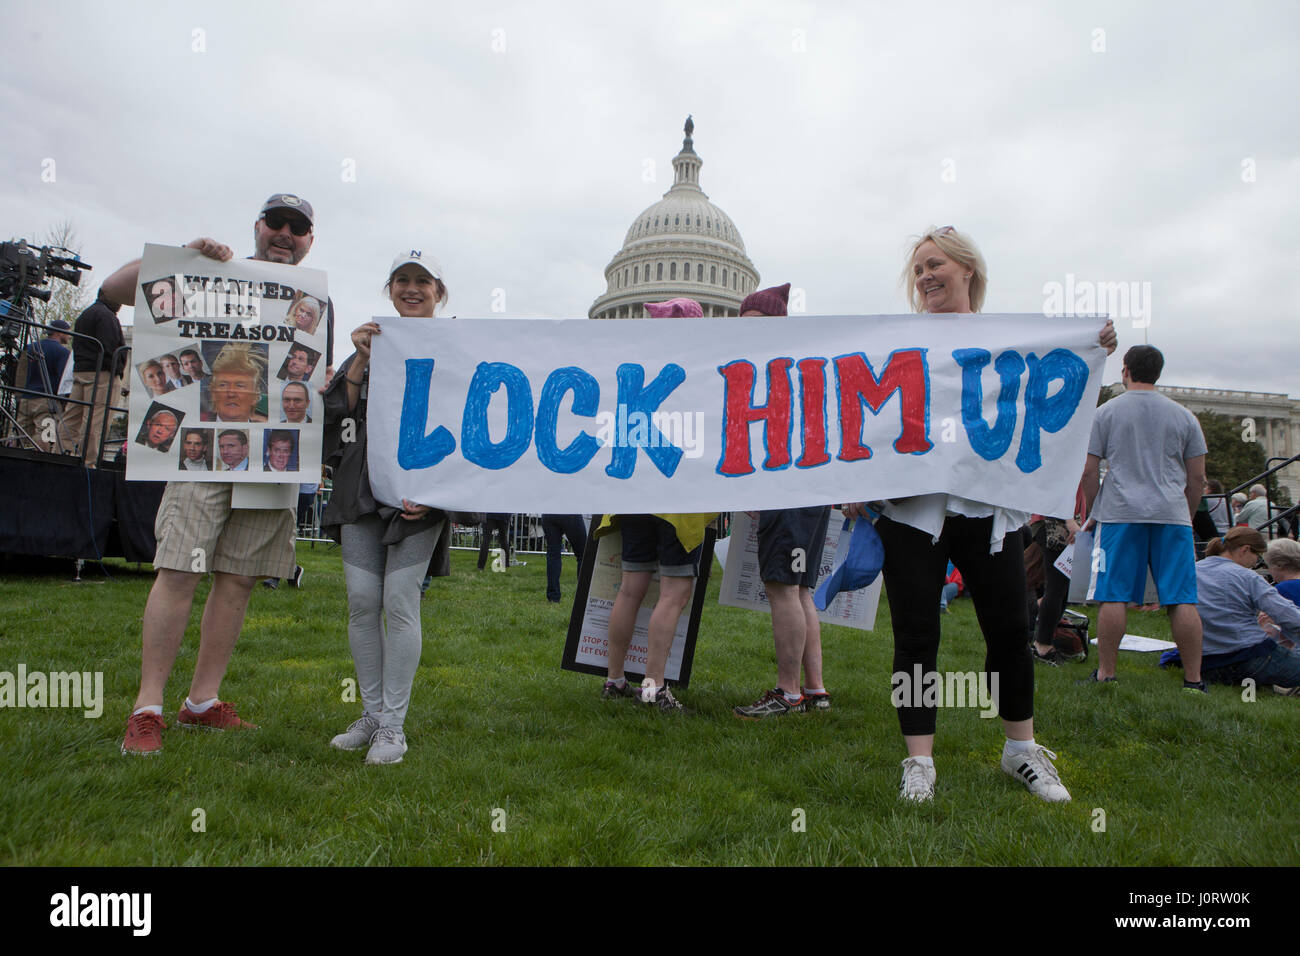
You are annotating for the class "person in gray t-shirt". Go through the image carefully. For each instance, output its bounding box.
[1082,345,1207,689]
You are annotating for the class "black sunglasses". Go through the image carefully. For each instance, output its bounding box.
[261,211,312,236]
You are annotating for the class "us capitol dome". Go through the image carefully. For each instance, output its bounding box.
[589,117,760,319]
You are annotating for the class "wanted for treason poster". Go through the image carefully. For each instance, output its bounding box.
[126,244,327,483]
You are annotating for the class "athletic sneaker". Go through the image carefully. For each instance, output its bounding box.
[734,688,805,719]
[1031,645,1062,666]
[601,679,636,700]
[365,727,408,765]
[1273,684,1300,697]
[1001,744,1071,802]
[1080,668,1118,684]
[899,757,936,803]
[121,711,166,756]
[176,700,259,731]
[803,690,832,711]
[641,683,684,712]
[1182,680,1208,695]
[290,565,305,589]
[330,713,381,751]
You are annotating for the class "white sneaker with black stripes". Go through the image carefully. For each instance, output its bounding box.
[1001,744,1071,802]
[899,757,936,803]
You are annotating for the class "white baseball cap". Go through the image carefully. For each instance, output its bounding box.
[388,249,443,282]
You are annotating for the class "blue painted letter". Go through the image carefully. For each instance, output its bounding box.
[1016,349,1088,473]
[397,359,456,469]
[605,363,686,479]
[535,366,601,474]
[461,361,534,470]
[953,348,1025,461]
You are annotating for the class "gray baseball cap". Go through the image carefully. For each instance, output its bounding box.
[260,193,314,226]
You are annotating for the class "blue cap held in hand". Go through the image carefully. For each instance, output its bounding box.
[813,516,884,611]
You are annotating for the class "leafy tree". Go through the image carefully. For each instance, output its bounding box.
[1195,411,1292,507]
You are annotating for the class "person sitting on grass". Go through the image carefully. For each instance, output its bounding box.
[940,562,963,613]
[1264,538,1300,621]
[1195,528,1300,695]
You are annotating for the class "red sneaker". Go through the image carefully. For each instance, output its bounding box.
[121,711,166,756]
[176,700,259,731]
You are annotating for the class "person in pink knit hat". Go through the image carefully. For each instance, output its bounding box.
[728,283,835,720]
[644,298,703,318]
[599,297,710,712]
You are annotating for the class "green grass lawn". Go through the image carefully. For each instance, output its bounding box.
[0,544,1295,866]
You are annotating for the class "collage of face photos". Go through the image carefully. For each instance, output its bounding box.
[125,244,327,483]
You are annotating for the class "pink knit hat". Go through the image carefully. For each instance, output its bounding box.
[644,297,703,318]
[739,283,791,317]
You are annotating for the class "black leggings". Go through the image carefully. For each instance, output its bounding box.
[878,514,1034,736]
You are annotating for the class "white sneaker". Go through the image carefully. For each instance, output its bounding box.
[1001,744,1071,802]
[330,713,380,751]
[899,757,936,803]
[365,726,408,765]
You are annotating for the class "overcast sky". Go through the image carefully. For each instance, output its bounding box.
[3,0,1296,393]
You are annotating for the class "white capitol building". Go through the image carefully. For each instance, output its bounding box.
[1149,385,1300,501]
[589,118,760,319]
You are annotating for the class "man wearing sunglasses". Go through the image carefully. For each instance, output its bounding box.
[101,192,331,756]
[255,196,334,380]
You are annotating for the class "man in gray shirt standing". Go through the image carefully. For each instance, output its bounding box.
[1082,345,1207,690]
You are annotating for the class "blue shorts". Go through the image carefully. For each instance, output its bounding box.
[1087,522,1197,605]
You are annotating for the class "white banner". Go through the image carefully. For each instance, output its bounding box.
[366,313,1107,515]
[126,245,326,482]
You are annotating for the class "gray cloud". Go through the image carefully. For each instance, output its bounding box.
[2,0,1296,394]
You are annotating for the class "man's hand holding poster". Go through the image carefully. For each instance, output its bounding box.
[127,244,326,482]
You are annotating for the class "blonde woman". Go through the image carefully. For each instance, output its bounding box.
[847,225,1115,803]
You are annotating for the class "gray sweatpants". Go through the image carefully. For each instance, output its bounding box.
[340,514,444,730]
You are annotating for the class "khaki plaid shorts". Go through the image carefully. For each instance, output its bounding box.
[153,482,296,578]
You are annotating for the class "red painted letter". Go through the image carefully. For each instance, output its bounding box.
[717,358,794,476]
[796,357,830,468]
[834,349,932,461]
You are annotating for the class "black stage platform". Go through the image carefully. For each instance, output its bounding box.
[0,448,163,563]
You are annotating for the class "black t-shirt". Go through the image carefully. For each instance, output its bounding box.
[71,300,126,375]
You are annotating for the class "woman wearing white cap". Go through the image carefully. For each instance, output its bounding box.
[320,250,448,764]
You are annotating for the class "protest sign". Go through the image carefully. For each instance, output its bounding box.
[719,508,880,631]
[561,519,715,686]
[366,313,1106,515]
[126,244,326,482]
